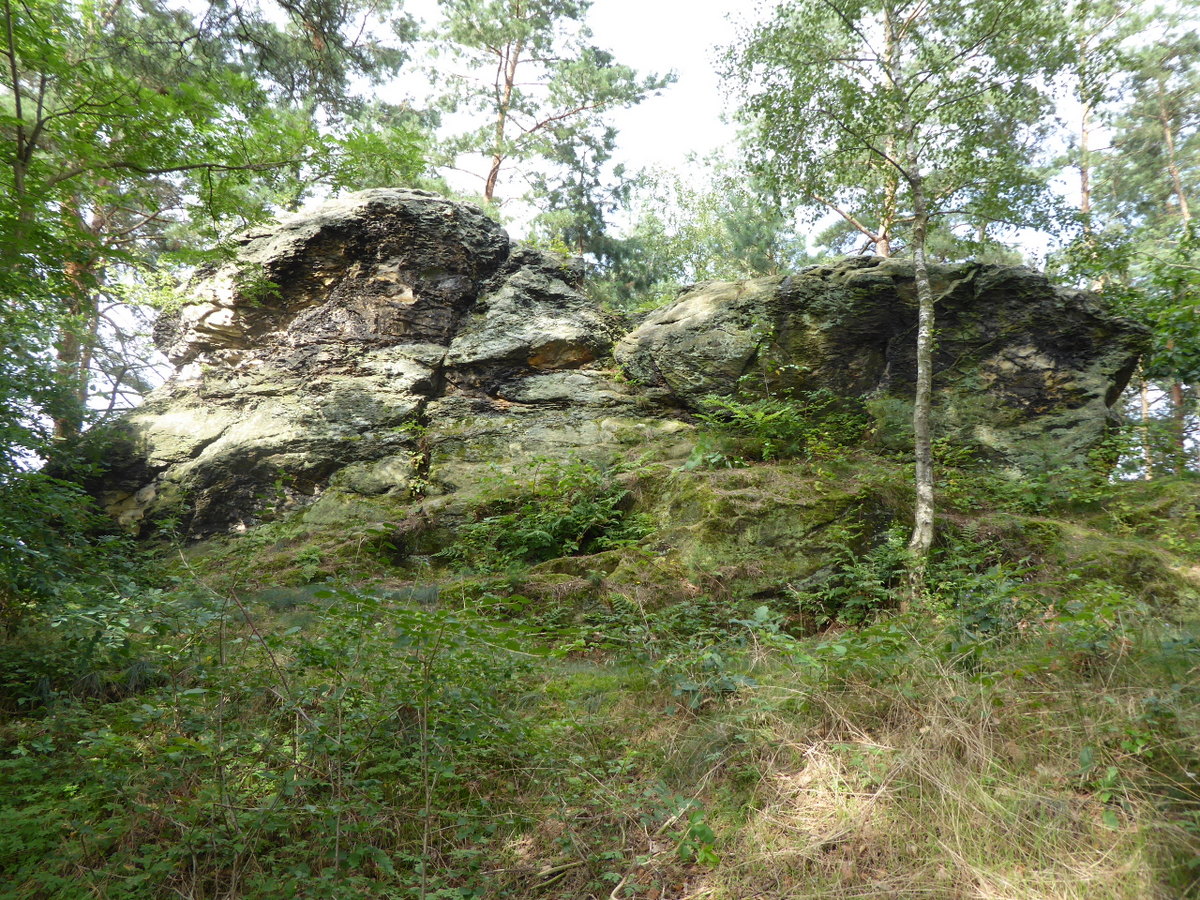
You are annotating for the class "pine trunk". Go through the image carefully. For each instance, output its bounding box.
[484,35,524,204]
[1171,381,1187,475]
[1157,78,1191,223]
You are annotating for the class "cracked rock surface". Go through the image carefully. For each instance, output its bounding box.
[97,191,1148,536]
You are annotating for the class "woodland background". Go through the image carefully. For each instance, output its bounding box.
[2,1,1200,897]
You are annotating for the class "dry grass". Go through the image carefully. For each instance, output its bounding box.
[659,650,1193,900]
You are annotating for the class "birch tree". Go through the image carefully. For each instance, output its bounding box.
[725,0,1065,590]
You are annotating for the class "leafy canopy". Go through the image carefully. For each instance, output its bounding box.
[431,0,673,213]
[724,0,1067,256]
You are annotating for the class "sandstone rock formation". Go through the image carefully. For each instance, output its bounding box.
[96,190,1147,537]
[617,257,1148,466]
[101,190,683,535]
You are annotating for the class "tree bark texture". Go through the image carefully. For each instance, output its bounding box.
[907,171,936,595]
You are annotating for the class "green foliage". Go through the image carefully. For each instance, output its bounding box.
[656,642,757,712]
[526,121,631,260]
[695,389,868,463]
[0,0,428,439]
[0,470,135,624]
[937,439,1111,514]
[0,584,542,898]
[590,155,812,310]
[676,810,721,866]
[0,580,213,710]
[232,262,283,308]
[1096,27,1200,236]
[441,458,652,570]
[1140,222,1200,387]
[1048,14,1200,475]
[316,103,436,193]
[802,618,916,683]
[723,0,1065,257]
[4,448,1200,896]
[789,524,908,627]
[1054,222,1200,476]
[0,243,75,464]
[432,0,672,222]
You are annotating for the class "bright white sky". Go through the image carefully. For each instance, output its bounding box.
[393,0,750,199]
[586,0,745,170]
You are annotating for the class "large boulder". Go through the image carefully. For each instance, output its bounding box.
[616,256,1148,469]
[101,190,676,535]
[95,192,1147,537]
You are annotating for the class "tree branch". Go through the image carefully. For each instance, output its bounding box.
[810,192,884,244]
[47,158,296,188]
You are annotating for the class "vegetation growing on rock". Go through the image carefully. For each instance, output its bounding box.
[3,408,1199,898]
[3,1,1200,896]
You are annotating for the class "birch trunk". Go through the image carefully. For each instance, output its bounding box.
[1139,373,1154,479]
[907,169,936,596]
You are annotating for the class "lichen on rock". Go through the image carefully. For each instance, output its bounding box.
[616,256,1148,471]
[96,191,1148,539]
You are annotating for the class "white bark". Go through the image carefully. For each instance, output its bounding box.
[907,170,935,596]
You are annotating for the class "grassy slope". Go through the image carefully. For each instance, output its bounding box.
[2,444,1199,899]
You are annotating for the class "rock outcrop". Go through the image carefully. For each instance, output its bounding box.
[96,190,1148,537]
[617,257,1148,465]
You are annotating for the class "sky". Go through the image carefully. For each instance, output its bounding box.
[585,0,745,171]
[392,0,750,200]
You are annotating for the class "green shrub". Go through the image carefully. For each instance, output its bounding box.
[441,458,652,570]
[0,585,544,899]
[0,472,127,624]
[696,389,867,462]
[788,523,907,626]
[0,470,159,708]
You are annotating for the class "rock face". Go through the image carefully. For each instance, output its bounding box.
[101,190,683,535]
[616,257,1148,467]
[97,190,1147,536]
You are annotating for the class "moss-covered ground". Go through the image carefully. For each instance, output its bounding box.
[2,435,1199,898]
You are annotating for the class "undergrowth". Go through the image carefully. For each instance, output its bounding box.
[3,443,1199,898]
[693,389,868,464]
[438,457,652,571]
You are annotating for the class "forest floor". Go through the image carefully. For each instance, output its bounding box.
[3,440,1199,899]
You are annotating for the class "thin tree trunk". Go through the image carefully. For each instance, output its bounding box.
[1139,371,1154,480]
[52,198,107,440]
[877,25,899,259]
[53,259,97,440]
[876,173,895,257]
[1153,77,1192,474]
[1157,77,1191,224]
[1079,101,1094,231]
[907,170,935,597]
[2,0,36,254]
[879,0,934,598]
[876,136,899,257]
[1171,379,1187,475]
[484,32,524,204]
